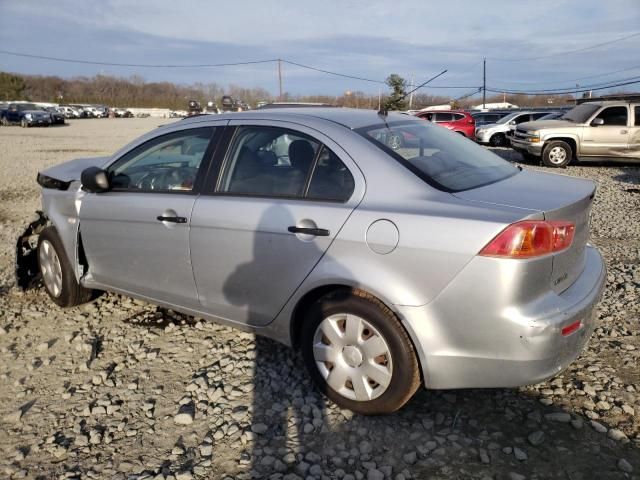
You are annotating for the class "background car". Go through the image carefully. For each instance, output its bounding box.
[1,103,52,127]
[414,110,476,138]
[475,111,550,146]
[45,107,66,125]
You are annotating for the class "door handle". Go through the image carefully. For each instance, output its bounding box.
[157,215,187,223]
[288,226,330,236]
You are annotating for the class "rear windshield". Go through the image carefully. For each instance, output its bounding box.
[357,120,518,192]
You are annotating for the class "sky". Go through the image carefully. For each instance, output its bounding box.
[1,0,639,100]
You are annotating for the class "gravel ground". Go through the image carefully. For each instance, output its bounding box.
[0,119,638,480]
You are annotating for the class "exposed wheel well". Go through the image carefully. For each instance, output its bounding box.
[290,284,353,349]
[545,137,577,158]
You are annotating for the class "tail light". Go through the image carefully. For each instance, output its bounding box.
[480,220,575,258]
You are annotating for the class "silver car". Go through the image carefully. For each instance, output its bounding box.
[17,108,606,414]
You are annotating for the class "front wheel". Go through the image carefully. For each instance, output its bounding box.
[301,290,421,415]
[489,133,506,147]
[542,140,572,168]
[38,227,93,307]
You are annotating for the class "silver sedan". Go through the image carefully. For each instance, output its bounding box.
[18,108,606,414]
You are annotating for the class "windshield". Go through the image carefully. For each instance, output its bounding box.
[496,112,519,124]
[358,120,518,192]
[561,104,600,123]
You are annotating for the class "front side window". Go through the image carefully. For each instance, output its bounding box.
[359,120,518,192]
[108,127,214,192]
[635,106,640,126]
[218,126,354,202]
[594,106,628,126]
[515,114,532,124]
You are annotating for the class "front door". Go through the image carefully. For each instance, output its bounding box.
[189,122,364,326]
[80,126,219,307]
[581,105,630,157]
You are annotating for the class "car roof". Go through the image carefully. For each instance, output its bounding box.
[177,107,419,130]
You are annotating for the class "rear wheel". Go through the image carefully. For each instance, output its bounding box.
[301,290,421,415]
[489,133,506,147]
[38,227,92,307]
[542,140,572,168]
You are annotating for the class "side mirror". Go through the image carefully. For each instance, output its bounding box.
[509,120,516,125]
[81,167,110,193]
[591,118,604,126]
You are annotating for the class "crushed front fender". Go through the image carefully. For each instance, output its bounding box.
[16,211,48,290]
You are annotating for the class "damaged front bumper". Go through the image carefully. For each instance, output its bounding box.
[15,211,48,289]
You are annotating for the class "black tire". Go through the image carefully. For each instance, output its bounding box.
[542,140,572,168]
[300,290,421,415]
[37,227,92,307]
[489,133,506,147]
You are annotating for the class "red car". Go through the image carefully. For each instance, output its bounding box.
[415,110,476,138]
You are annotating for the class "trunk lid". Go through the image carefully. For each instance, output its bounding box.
[453,169,596,293]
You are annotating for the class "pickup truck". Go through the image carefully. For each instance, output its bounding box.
[511,100,640,167]
[0,103,52,127]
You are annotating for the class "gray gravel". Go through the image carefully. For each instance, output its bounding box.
[0,121,638,479]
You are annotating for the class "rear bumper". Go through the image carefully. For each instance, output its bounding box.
[398,246,606,389]
[510,137,543,156]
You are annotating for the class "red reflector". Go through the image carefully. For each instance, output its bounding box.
[561,320,582,336]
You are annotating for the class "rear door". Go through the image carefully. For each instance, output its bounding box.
[581,105,630,157]
[189,120,365,326]
[80,124,223,307]
[629,105,640,158]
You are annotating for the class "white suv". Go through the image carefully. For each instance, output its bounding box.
[475,111,549,146]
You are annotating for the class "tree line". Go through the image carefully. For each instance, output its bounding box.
[0,70,578,110]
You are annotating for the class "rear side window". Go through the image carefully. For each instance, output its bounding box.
[532,112,548,120]
[452,113,466,121]
[435,112,454,122]
[358,120,518,192]
[218,126,354,202]
[595,106,628,126]
[307,147,355,202]
[635,106,640,126]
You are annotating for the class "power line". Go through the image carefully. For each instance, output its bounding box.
[485,78,640,96]
[281,59,386,84]
[488,74,640,94]
[488,31,640,62]
[488,64,640,86]
[0,49,278,68]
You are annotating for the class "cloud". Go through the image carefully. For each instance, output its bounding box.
[1,0,639,96]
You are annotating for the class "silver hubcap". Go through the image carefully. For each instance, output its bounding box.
[39,240,63,297]
[548,146,567,164]
[313,313,393,401]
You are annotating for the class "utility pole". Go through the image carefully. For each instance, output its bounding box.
[482,57,486,109]
[408,74,415,109]
[278,59,283,101]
